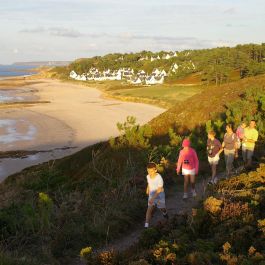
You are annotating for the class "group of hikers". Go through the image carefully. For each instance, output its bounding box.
[144,120,259,228]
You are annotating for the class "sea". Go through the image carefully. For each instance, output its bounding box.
[0,65,36,78]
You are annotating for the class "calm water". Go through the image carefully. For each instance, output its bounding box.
[0,65,36,77]
[0,90,23,102]
[0,119,37,144]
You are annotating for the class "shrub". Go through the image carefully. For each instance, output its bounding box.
[168,128,182,147]
[110,116,152,149]
[187,251,216,265]
[204,196,223,215]
[257,219,265,235]
[139,228,161,248]
[80,246,93,264]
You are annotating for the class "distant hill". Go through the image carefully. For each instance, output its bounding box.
[52,43,265,86]
[13,61,71,66]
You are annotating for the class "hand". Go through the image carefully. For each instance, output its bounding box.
[148,198,154,206]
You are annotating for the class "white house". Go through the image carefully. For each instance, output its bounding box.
[139,56,148,61]
[69,70,78,79]
[173,63,179,69]
[146,75,164,85]
[160,70,167,77]
[115,72,122,80]
[163,54,172,60]
[131,77,142,85]
[156,76,164,84]
[152,69,161,76]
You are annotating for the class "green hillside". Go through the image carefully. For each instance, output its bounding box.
[1,73,265,264]
[2,42,265,264]
[54,43,265,85]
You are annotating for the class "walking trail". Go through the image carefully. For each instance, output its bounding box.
[100,176,210,253]
[75,165,246,265]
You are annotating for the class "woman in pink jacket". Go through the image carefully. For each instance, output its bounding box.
[176,139,199,199]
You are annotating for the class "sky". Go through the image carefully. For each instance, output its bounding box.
[0,0,264,64]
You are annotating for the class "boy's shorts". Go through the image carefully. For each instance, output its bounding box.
[148,191,166,209]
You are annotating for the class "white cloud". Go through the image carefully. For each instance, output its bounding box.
[48,27,83,38]
[223,7,237,14]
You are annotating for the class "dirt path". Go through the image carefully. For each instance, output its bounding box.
[100,165,247,254]
[97,175,210,253]
[75,166,246,264]
[75,176,210,264]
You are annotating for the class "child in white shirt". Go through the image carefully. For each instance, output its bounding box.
[145,162,168,228]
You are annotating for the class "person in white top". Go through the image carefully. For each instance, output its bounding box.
[145,162,168,228]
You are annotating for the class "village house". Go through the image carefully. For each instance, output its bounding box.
[69,64,167,84]
[69,70,78,79]
[130,77,142,85]
[162,54,173,60]
[160,70,167,77]
[146,75,164,85]
[138,55,148,61]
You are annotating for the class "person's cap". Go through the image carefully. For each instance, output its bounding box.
[182,139,190,147]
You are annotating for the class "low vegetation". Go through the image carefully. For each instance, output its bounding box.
[1,54,265,264]
[84,163,265,264]
[100,83,203,108]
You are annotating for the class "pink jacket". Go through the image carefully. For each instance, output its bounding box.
[177,148,199,174]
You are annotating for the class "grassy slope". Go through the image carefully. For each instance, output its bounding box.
[69,79,203,109]
[107,84,202,107]
[113,163,265,265]
[1,74,265,264]
[150,74,265,135]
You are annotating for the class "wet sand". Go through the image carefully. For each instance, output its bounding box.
[0,78,165,181]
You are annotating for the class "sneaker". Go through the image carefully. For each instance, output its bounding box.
[192,190,197,197]
[213,177,218,184]
[208,180,214,185]
[163,212,169,220]
[183,193,188,200]
[144,222,149,228]
[208,178,217,185]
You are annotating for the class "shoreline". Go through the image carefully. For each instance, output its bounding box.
[0,77,165,181]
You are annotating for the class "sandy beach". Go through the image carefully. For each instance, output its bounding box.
[0,78,165,181]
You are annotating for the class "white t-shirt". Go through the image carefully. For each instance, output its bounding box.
[147,173,164,192]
